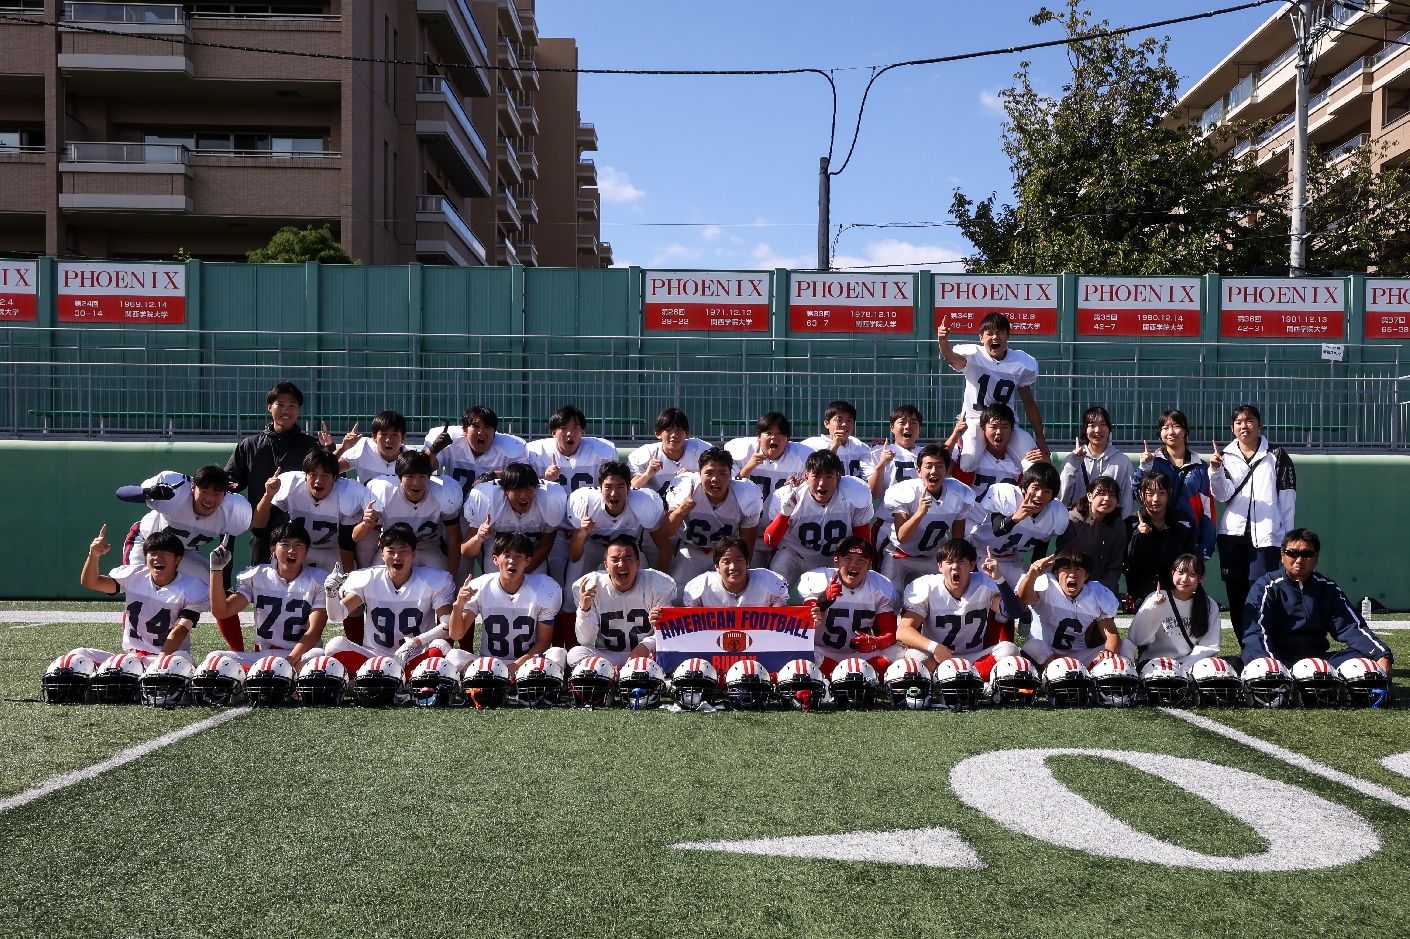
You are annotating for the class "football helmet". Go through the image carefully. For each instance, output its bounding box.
[883,657,932,709]
[92,653,146,704]
[140,653,196,708]
[190,652,245,706]
[461,656,512,709]
[1337,656,1391,708]
[986,654,1041,706]
[1190,656,1244,707]
[354,656,407,707]
[618,656,667,710]
[514,654,566,708]
[1241,657,1293,709]
[296,655,348,706]
[245,655,297,707]
[1290,657,1341,708]
[723,659,773,710]
[42,651,97,704]
[1139,656,1194,708]
[931,657,985,710]
[669,657,720,711]
[775,658,827,711]
[1090,655,1140,708]
[568,655,618,708]
[829,657,881,710]
[1043,657,1094,708]
[408,656,463,707]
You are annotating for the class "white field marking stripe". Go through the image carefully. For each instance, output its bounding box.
[0,707,250,814]
[0,611,258,624]
[1160,708,1410,813]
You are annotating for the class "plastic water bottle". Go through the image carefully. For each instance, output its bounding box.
[1362,597,1373,620]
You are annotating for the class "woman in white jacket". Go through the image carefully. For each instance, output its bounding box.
[1209,404,1296,639]
[1128,553,1222,668]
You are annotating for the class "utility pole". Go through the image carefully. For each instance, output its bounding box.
[817,156,830,271]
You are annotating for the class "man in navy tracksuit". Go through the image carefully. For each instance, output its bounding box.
[1241,528,1392,683]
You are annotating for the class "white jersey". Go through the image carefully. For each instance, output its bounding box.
[572,569,677,667]
[965,483,1068,558]
[137,471,252,554]
[799,435,871,479]
[566,487,663,545]
[682,568,790,608]
[628,438,711,496]
[969,448,1022,502]
[463,572,562,659]
[270,472,367,552]
[902,572,1001,656]
[525,437,620,495]
[232,563,327,651]
[953,343,1039,419]
[765,476,875,564]
[666,475,764,552]
[724,438,812,503]
[883,478,976,557]
[798,568,896,657]
[463,479,569,547]
[365,476,463,553]
[341,566,456,655]
[109,563,210,654]
[1028,574,1120,656]
[434,430,528,494]
[861,443,920,489]
[341,438,411,482]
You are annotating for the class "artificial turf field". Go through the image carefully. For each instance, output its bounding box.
[2,605,1409,939]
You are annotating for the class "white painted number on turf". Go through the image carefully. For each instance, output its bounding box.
[672,827,983,869]
[1380,752,1410,780]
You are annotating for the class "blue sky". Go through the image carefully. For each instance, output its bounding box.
[536,0,1275,270]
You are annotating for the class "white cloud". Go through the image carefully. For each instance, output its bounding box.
[649,242,701,265]
[700,225,723,242]
[831,238,964,272]
[979,89,1005,115]
[749,242,817,270]
[598,166,646,204]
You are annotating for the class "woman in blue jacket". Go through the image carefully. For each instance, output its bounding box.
[1134,409,1215,560]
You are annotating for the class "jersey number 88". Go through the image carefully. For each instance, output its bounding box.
[798,520,849,556]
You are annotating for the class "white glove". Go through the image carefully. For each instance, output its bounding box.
[778,485,803,517]
[208,542,232,571]
[323,562,346,596]
[395,636,423,659]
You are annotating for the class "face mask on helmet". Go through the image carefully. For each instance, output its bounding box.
[724,659,773,711]
[354,656,407,708]
[775,658,827,712]
[884,657,932,709]
[569,656,618,708]
[190,652,245,707]
[514,655,566,708]
[245,655,297,707]
[1139,656,1194,708]
[986,654,1041,707]
[1090,655,1140,708]
[930,657,984,711]
[828,657,881,710]
[1290,657,1341,708]
[1241,657,1293,709]
[296,655,348,707]
[140,654,196,708]
[409,656,463,708]
[91,653,147,705]
[461,656,512,709]
[670,657,720,711]
[618,656,667,711]
[1189,656,1243,707]
[1337,656,1390,708]
[1043,657,1094,709]
[42,652,98,704]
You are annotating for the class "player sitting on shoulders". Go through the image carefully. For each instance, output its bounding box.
[896,539,1022,680]
[628,407,709,495]
[949,403,1031,498]
[570,534,676,669]
[1128,553,1221,669]
[425,406,527,494]
[880,443,975,597]
[964,462,1068,588]
[74,526,209,667]
[798,537,901,675]
[800,400,871,479]
[356,451,464,580]
[653,446,763,598]
[461,461,567,577]
[682,535,789,608]
[208,523,327,670]
[314,523,459,674]
[862,404,923,499]
[251,449,365,575]
[449,532,566,674]
[762,450,875,588]
[937,311,1048,473]
[565,461,663,588]
[1059,406,1135,519]
[1015,547,1135,668]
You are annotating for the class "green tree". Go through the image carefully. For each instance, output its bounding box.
[246,225,356,264]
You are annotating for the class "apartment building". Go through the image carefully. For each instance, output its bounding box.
[0,0,610,266]
[1178,1,1410,176]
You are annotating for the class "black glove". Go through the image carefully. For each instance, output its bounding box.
[143,484,176,501]
[429,427,454,455]
[476,471,501,484]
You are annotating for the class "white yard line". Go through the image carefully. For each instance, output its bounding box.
[0,707,250,814]
[1160,708,1410,813]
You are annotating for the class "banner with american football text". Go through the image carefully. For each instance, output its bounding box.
[655,606,815,676]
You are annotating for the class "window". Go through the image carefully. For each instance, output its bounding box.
[0,127,43,151]
[383,140,390,229]
[143,131,325,154]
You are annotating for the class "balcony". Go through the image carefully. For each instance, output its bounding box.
[577,122,598,152]
[497,0,522,45]
[577,195,598,220]
[514,238,538,266]
[416,0,491,96]
[518,148,538,180]
[1328,133,1369,162]
[498,90,523,138]
[496,136,522,185]
[59,2,194,76]
[519,194,538,224]
[64,2,183,25]
[496,237,518,266]
[497,39,521,91]
[577,229,598,255]
[519,4,537,44]
[416,194,486,266]
[518,103,539,136]
[417,74,492,198]
[59,142,192,213]
[576,158,596,185]
[599,242,613,266]
[497,187,522,232]
[521,63,538,91]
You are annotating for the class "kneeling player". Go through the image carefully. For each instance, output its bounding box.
[896,540,1021,680]
[449,532,566,674]
[208,522,328,670]
[251,449,366,574]
[965,462,1068,586]
[1016,548,1135,668]
[357,451,464,580]
[570,534,677,669]
[797,537,901,675]
[461,461,567,577]
[653,446,762,597]
[761,451,875,589]
[880,444,975,598]
[565,461,664,589]
[682,535,789,608]
[74,525,209,667]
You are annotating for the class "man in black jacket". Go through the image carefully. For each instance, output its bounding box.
[1241,528,1392,680]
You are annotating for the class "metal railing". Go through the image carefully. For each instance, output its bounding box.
[1328,133,1369,161]
[1259,45,1297,84]
[189,12,341,21]
[418,74,487,160]
[189,148,340,159]
[1373,37,1407,67]
[1258,112,1295,146]
[1228,72,1256,111]
[0,330,1399,450]
[63,1,184,23]
[64,142,188,164]
[416,195,485,263]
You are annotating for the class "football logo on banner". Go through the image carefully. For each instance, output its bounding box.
[656,606,814,675]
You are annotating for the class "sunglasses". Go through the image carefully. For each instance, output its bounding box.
[1282,549,1317,559]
